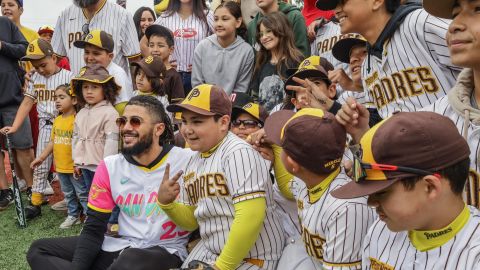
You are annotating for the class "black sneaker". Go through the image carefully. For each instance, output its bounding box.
[25,205,42,220]
[26,187,32,202]
[0,189,14,210]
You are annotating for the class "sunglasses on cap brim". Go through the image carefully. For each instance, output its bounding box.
[352,155,439,183]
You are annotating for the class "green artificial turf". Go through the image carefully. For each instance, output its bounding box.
[0,202,81,270]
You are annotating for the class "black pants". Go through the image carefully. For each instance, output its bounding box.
[27,236,183,270]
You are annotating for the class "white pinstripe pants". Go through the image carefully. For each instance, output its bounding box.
[32,119,53,194]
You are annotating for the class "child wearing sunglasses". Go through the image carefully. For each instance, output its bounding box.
[231,102,268,141]
[71,64,120,192]
[30,84,88,229]
[263,108,375,270]
[331,111,479,269]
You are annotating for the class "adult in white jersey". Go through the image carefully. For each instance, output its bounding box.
[52,0,141,77]
[27,96,194,270]
[421,0,480,209]
[317,0,461,118]
[159,84,284,270]
[263,108,375,270]
[332,111,480,269]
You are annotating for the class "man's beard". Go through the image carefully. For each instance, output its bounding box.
[121,131,154,156]
[73,0,100,8]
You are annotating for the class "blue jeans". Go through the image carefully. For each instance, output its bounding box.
[57,173,88,217]
[179,71,192,95]
[80,169,95,192]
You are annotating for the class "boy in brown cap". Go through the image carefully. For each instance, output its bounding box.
[262,108,375,270]
[331,111,479,269]
[1,38,73,219]
[158,84,284,269]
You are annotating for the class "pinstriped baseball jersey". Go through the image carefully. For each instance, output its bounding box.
[361,9,461,119]
[51,0,140,76]
[313,21,360,72]
[362,206,480,270]
[290,170,376,269]
[24,69,73,119]
[423,96,480,209]
[88,146,196,259]
[180,132,285,263]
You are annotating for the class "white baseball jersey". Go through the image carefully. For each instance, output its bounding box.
[313,22,360,72]
[24,69,73,119]
[107,62,133,105]
[288,170,376,269]
[180,132,285,264]
[362,205,480,269]
[52,0,141,76]
[422,70,480,209]
[88,146,195,260]
[362,9,461,119]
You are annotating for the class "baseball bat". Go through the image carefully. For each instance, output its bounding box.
[5,134,27,228]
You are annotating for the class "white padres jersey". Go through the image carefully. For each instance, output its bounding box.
[362,9,461,119]
[423,98,480,208]
[88,146,195,260]
[313,22,360,71]
[290,170,376,269]
[52,0,141,76]
[180,132,285,263]
[362,206,480,269]
[24,69,73,119]
[107,62,133,105]
[337,90,370,107]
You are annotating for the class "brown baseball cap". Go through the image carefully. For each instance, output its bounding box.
[74,29,115,53]
[284,56,334,96]
[21,39,55,61]
[131,56,166,79]
[232,102,269,125]
[167,84,232,116]
[331,111,471,199]
[70,64,121,93]
[332,37,368,64]
[423,0,455,19]
[264,108,346,175]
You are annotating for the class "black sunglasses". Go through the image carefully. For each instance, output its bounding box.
[232,119,262,129]
[352,155,438,183]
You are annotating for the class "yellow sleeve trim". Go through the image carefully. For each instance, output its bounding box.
[87,203,113,214]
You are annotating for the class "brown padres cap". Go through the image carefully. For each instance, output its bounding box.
[265,108,346,175]
[331,111,471,199]
[167,84,232,116]
[423,0,456,19]
[74,29,115,53]
[21,39,55,61]
[131,56,166,79]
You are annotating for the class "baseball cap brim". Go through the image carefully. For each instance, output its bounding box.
[330,179,399,199]
[73,40,108,51]
[284,69,330,95]
[264,110,295,146]
[131,61,156,77]
[315,0,339,11]
[332,38,368,64]
[167,104,216,116]
[423,0,455,19]
[21,54,47,61]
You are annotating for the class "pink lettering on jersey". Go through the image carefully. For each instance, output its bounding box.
[160,221,189,240]
[115,191,164,218]
[173,28,197,39]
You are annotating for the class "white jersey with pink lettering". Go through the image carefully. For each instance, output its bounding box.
[361,9,461,119]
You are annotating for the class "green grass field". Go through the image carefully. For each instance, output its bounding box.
[0,202,81,270]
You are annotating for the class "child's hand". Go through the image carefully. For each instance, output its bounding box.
[30,158,44,169]
[0,126,17,135]
[73,167,82,179]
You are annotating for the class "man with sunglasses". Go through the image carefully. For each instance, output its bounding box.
[27,96,194,270]
[331,111,480,269]
[51,0,140,77]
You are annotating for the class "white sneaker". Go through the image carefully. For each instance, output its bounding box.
[59,216,81,229]
[44,181,54,196]
[51,200,67,211]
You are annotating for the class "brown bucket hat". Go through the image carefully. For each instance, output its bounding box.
[70,64,121,93]
[167,84,232,116]
[264,108,346,175]
[131,56,166,79]
[331,111,471,199]
[21,39,55,61]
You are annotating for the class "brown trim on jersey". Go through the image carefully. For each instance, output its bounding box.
[322,259,362,267]
[232,191,266,203]
[82,0,108,21]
